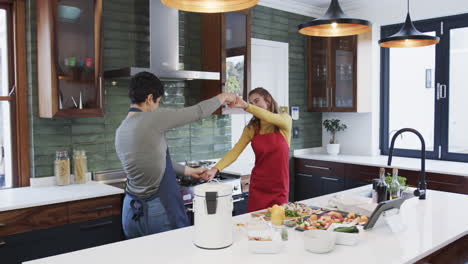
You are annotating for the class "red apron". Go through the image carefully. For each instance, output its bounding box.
[247,131,290,212]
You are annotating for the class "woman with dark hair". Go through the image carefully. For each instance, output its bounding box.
[115,72,235,238]
[203,87,292,212]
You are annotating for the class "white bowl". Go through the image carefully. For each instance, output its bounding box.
[248,240,284,254]
[303,230,336,254]
[329,223,361,246]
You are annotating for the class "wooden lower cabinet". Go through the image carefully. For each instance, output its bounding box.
[294,158,468,202]
[415,235,468,264]
[294,159,346,201]
[0,195,124,264]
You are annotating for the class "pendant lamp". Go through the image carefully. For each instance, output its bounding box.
[379,0,439,48]
[161,0,258,13]
[297,0,371,37]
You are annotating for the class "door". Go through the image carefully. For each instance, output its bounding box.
[320,176,345,195]
[295,173,321,201]
[381,21,441,159]
[332,36,357,112]
[308,37,330,111]
[440,16,468,161]
[250,38,289,108]
[381,14,468,162]
[229,38,289,165]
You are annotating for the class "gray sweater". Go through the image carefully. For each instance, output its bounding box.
[115,97,221,199]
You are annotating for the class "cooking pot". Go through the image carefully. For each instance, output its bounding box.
[193,182,233,249]
[185,160,216,168]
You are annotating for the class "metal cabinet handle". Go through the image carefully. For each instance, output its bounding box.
[436,83,440,100]
[232,197,245,203]
[321,176,339,182]
[437,83,447,100]
[0,240,6,247]
[297,173,314,178]
[80,205,113,214]
[440,84,447,99]
[0,223,6,227]
[80,220,113,230]
[305,165,331,170]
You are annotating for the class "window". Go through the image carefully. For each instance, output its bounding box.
[0,4,13,188]
[381,14,468,162]
[0,0,29,189]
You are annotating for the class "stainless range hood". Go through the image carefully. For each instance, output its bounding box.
[103,1,219,80]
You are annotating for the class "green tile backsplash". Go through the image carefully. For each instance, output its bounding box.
[25,0,321,178]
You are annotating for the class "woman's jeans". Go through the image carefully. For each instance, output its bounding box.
[122,194,171,239]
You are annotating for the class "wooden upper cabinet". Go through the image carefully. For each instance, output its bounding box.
[201,10,251,114]
[307,36,357,112]
[37,0,103,118]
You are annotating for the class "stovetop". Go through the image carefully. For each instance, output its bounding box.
[178,172,243,205]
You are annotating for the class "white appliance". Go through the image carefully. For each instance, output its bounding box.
[193,182,233,249]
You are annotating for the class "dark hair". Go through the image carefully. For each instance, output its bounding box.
[247,87,280,133]
[129,72,164,104]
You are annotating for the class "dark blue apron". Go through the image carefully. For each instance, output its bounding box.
[127,107,189,229]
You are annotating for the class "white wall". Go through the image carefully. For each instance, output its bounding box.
[321,0,468,156]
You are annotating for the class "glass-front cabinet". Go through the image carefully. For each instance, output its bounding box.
[201,10,250,114]
[37,0,103,118]
[307,36,357,112]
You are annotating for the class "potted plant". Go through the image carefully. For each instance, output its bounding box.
[323,119,347,155]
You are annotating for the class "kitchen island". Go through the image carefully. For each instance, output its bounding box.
[24,186,468,264]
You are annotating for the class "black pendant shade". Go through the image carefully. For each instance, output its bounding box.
[297,0,371,37]
[379,0,439,48]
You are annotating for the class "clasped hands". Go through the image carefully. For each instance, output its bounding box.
[184,94,247,181]
[185,167,218,181]
[221,93,248,109]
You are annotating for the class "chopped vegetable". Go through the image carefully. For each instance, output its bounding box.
[333,226,359,233]
[285,209,301,217]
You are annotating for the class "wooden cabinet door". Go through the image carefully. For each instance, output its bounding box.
[37,0,104,118]
[66,216,123,251]
[295,173,322,201]
[320,176,345,195]
[0,204,68,237]
[68,195,122,224]
[201,10,251,114]
[331,36,357,112]
[307,35,357,112]
[307,37,331,112]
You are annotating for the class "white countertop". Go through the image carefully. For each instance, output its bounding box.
[0,181,124,212]
[24,187,468,264]
[294,150,468,177]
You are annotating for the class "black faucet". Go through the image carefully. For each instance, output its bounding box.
[387,128,427,200]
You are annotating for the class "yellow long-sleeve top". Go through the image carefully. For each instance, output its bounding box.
[214,104,292,171]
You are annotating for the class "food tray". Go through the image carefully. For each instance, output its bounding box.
[293,208,369,232]
[251,205,326,221]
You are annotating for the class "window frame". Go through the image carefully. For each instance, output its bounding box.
[380,13,468,163]
[0,0,30,188]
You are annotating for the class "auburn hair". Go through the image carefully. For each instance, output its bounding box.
[247,87,280,133]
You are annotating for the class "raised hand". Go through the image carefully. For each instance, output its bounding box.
[200,168,218,181]
[217,93,237,105]
[228,95,248,109]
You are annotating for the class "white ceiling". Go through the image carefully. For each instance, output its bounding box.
[293,0,363,9]
[259,0,371,17]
